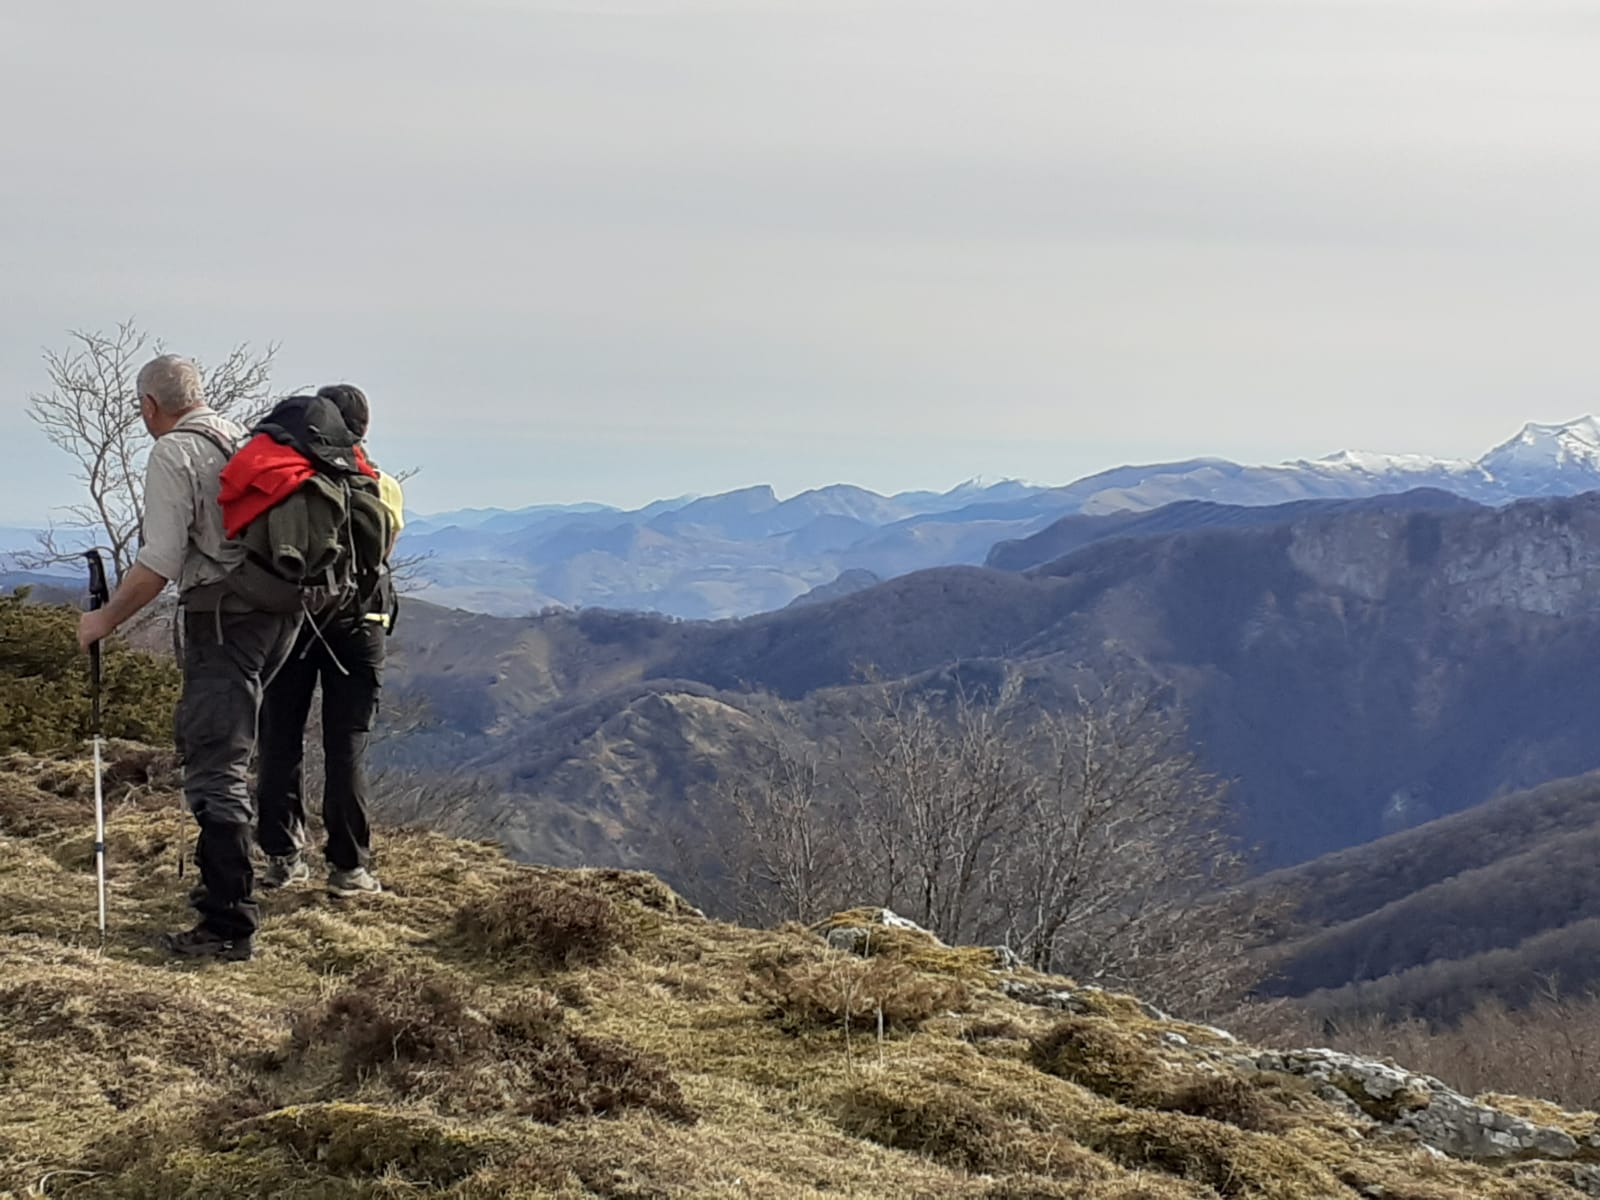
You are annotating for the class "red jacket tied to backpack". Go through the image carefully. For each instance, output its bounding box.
[218,433,376,540]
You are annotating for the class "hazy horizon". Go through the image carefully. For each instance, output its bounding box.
[5,406,1596,531]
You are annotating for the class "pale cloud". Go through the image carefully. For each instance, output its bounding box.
[4,0,1600,521]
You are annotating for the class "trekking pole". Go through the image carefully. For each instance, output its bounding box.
[84,550,110,942]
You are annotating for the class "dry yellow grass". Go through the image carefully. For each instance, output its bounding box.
[2,744,1598,1199]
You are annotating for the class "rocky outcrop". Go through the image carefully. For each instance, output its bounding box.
[1239,1047,1599,1166]
[999,977,1172,1024]
[816,903,1600,1184]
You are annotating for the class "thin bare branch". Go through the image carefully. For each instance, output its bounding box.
[21,321,276,584]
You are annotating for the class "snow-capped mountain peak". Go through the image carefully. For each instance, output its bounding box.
[1480,415,1600,478]
[1292,416,1600,492]
[1306,448,1474,477]
[947,474,1034,496]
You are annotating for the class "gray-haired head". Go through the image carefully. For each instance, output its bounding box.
[136,354,205,415]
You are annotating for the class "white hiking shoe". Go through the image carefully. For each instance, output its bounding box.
[327,866,382,898]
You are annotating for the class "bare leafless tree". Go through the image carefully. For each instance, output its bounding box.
[24,320,276,582]
[387,547,434,598]
[689,672,1267,1017]
[366,767,501,839]
[845,679,1031,945]
[717,723,851,925]
[363,690,503,838]
[992,685,1242,977]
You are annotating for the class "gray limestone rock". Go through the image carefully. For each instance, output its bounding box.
[1261,1047,1590,1164]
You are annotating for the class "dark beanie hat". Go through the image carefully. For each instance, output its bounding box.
[316,383,370,439]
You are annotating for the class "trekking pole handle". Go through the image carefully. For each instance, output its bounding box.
[84,550,109,734]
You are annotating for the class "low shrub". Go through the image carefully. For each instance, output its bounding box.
[288,965,695,1124]
[291,964,489,1079]
[755,953,968,1032]
[1157,1074,1289,1134]
[1084,1108,1345,1199]
[0,595,180,754]
[456,876,631,968]
[834,1080,1011,1171]
[1030,1016,1165,1102]
[234,1103,497,1185]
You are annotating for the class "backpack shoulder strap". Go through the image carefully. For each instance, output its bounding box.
[167,424,239,461]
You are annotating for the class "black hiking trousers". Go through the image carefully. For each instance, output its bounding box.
[256,617,385,873]
[177,606,301,941]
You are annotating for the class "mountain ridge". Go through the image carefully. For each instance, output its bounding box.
[1253,768,1600,1022]
[376,488,1600,875]
[12,417,1600,618]
[392,415,1600,617]
[400,414,1600,534]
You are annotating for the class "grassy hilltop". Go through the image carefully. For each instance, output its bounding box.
[4,744,1600,1200]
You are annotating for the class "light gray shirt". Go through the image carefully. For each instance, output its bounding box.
[135,408,246,595]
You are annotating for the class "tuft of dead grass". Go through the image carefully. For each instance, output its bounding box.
[1031,1015,1168,1102]
[1083,1107,1349,1199]
[572,865,702,916]
[230,1102,501,1185]
[963,1016,1033,1043]
[834,1078,1119,1185]
[817,908,1002,984]
[982,1179,1212,1200]
[754,950,970,1033]
[1154,1073,1291,1134]
[288,963,488,1081]
[0,744,180,843]
[454,876,632,968]
[833,1079,1015,1171]
[286,964,696,1124]
[0,773,80,836]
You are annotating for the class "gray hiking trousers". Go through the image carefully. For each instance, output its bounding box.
[175,606,301,939]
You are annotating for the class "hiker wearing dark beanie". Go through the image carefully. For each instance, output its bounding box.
[255,383,404,898]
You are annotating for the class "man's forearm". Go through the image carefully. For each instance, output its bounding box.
[102,563,170,631]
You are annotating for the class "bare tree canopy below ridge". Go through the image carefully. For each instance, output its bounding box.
[690,672,1275,1017]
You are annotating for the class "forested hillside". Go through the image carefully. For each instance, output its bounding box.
[384,489,1600,868]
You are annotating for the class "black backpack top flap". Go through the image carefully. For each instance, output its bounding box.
[254,395,362,476]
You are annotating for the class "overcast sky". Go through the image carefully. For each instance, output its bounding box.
[4,0,1600,521]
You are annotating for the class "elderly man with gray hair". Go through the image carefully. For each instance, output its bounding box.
[78,354,301,961]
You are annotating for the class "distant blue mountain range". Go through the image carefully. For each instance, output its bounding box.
[392,417,1600,618]
[11,418,1600,618]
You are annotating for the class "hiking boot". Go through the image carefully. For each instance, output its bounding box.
[327,866,382,898]
[260,854,309,890]
[164,924,253,962]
